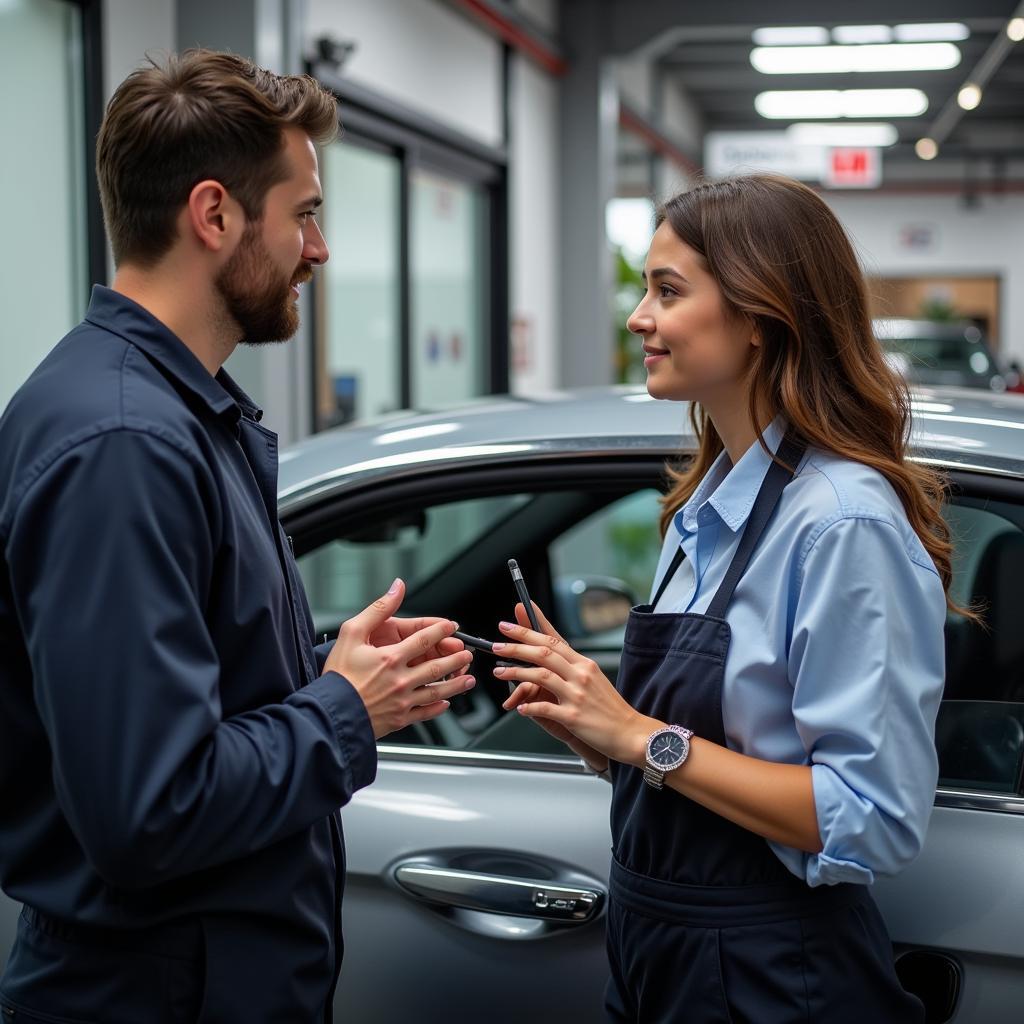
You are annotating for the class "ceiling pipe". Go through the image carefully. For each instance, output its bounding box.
[921,0,1024,152]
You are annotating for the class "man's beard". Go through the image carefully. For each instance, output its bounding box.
[215,221,311,345]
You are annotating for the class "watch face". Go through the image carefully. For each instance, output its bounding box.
[649,731,687,768]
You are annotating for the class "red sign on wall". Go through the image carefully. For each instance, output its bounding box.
[823,147,881,189]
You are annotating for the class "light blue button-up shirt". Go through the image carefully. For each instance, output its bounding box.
[650,418,946,886]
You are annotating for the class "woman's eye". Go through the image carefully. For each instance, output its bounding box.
[659,285,676,299]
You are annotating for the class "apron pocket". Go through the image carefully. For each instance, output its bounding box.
[798,897,925,1024]
[716,918,809,1024]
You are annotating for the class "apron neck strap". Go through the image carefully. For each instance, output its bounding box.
[651,545,686,610]
[705,433,806,620]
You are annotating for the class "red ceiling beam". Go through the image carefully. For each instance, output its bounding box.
[618,103,702,176]
[445,0,568,76]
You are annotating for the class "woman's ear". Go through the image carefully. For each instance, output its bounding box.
[748,318,762,348]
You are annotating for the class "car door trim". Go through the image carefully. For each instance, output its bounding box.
[378,748,1024,807]
[376,743,593,774]
[934,788,1024,814]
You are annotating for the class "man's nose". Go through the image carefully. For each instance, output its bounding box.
[303,219,329,266]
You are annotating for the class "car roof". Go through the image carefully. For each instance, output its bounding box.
[872,318,985,341]
[279,385,1024,508]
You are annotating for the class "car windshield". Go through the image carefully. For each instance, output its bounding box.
[881,334,992,376]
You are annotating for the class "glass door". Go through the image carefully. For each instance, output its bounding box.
[409,167,489,409]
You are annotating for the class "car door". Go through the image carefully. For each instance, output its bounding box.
[287,456,665,1024]
[872,469,1024,1024]
[292,453,1024,1024]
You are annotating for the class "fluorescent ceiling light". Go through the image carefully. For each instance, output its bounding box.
[915,138,938,160]
[752,26,828,46]
[895,23,969,42]
[958,83,982,110]
[833,25,892,44]
[786,122,899,146]
[755,89,928,119]
[1008,18,1024,43]
[750,42,960,74]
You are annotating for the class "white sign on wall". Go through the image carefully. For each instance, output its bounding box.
[704,132,882,189]
[705,132,826,181]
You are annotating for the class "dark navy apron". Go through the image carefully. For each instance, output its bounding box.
[606,437,923,1024]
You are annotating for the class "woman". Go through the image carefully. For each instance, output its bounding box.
[491,174,962,1023]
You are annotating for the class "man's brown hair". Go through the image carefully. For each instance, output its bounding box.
[96,49,338,268]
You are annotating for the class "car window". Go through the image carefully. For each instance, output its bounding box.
[937,500,1024,794]
[297,493,532,635]
[296,485,665,755]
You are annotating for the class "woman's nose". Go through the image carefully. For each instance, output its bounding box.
[627,301,653,336]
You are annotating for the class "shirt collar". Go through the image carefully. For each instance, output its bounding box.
[676,416,790,535]
[83,285,262,426]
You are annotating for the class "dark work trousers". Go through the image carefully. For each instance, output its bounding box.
[605,438,924,1024]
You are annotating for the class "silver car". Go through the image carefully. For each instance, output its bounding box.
[3,386,1024,1022]
[875,318,1010,394]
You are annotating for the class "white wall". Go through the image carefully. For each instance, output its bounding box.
[509,4,560,394]
[826,193,1024,363]
[305,0,503,148]
[103,0,175,103]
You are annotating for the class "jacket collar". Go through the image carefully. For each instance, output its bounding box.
[84,285,263,426]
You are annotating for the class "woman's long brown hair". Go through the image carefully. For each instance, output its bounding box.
[655,173,968,615]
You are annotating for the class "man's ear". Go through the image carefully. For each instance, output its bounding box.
[185,179,241,253]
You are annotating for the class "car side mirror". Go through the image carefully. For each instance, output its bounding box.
[554,575,637,639]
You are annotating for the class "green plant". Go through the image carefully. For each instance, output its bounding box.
[919,297,958,322]
[614,246,646,383]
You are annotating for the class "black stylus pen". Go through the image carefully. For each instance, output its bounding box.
[507,559,542,632]
[453,630,497,654]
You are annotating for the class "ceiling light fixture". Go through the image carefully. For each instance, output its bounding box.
[786,122,899,146]
[750,42,960,75]
[832,25,892,44]
[915,138,938,160]
[1008,18,1024,42]
[755,89,928,119]
[957,83,983,110]
[752,26,829,46]
[894,23,969,42]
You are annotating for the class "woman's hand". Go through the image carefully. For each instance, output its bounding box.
[500,604,609,772]
[495,601,653,768]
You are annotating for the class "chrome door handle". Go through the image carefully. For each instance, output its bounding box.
[394,863,603,923]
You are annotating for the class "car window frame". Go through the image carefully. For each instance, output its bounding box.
[281,452,1024,816]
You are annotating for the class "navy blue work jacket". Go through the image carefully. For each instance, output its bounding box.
[0,287,377,1021]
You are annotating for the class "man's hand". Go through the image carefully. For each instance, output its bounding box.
[324,578,475,739]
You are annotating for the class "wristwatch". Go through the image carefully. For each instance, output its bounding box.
[643,725,693,790]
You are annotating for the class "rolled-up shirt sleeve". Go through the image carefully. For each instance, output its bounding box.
[786,513,946,886]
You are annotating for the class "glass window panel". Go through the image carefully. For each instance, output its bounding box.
[410,168,487,409]
[297,493,531,634]
[317,143,401,428]
[0,0,87,412]
[939,499,1024,794]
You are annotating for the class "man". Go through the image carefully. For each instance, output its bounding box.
[0,50,475,1021]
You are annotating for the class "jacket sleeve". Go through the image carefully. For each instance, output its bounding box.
[7,428,376,889]
[786,514,946,886]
